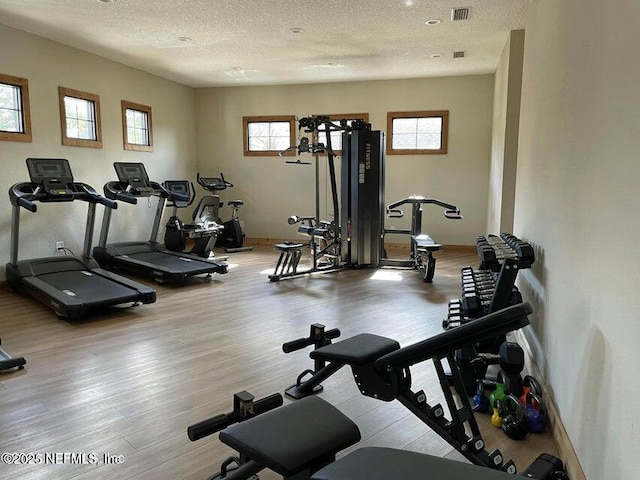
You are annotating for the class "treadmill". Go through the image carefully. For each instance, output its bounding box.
[0,338,26,372]
[93,162,228,284]
[6,158,156,319]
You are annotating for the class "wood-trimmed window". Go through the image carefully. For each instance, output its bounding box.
[243,115,296,156]
[58,86,102,148]
[386,110,449,155]
[122,100,153,152]
[316,113,370,155]
[0,73,32,142]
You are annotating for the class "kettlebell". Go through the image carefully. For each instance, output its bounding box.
[525,392,547,433]
[501,394,529,440]
[491,399,504,428]
[473,380,490,413]
[520,375,542,408]
[489,370,510,411]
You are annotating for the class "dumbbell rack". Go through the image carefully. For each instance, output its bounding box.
[444,233,535,331]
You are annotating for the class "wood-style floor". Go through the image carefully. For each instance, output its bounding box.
[0,245,558,480]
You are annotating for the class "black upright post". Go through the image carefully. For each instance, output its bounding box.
[341,130,385,267]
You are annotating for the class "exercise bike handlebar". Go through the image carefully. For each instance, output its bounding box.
[197,172,233,191]
[282,328,341,353]
[187,393,284,441]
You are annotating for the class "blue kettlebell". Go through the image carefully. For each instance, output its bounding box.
[473,380,490,413]
[525,392,547,433]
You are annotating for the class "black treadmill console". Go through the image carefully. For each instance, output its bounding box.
[26,158,74,197]
[114,162,154,194]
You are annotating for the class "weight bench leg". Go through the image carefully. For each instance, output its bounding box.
[286,361,344,399]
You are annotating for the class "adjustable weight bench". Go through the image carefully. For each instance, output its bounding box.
[284,303,535,473]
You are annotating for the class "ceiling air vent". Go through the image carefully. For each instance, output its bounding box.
[453,50,466,59]
[451,7,471,21]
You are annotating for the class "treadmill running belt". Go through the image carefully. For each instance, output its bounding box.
[126,251,216,273]
[38,271,143,304]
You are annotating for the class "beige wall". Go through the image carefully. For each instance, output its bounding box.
[515,1,640,478]
[488,30,524,234]
[0,25,196,281]
[194,75,494,246]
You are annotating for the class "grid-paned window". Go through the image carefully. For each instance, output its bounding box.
[243,116,296,156]
[0,73,32,142]
[316,113,370,155]
[58,87,102,148]
[387,111,449,155]
[122,100,153,152]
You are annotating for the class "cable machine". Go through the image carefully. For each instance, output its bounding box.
[269,116,385,281]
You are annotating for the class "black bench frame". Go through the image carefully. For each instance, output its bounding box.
[285,303,533,473]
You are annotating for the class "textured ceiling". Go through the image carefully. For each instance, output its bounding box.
[0,0,527,88]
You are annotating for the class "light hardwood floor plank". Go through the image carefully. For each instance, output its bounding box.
[0,245,561,479]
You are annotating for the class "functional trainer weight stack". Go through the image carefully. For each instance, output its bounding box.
[340,129,385,268]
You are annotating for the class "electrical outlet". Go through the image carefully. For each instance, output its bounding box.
[56,241,65,250]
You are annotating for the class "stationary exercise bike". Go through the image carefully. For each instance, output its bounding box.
[197,173,253,253]
[163,180,224,258]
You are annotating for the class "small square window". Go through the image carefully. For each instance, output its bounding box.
[387,111,449,155]
[243,116,296,156]
[122,100,153,152]
[58,86,102,148]
[0,73,32,143]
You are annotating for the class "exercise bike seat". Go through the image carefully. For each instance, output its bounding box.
[310,333,400,366]
[312,447,516,480]
[227,200,244,207]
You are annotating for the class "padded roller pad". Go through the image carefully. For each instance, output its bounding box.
[311,447,516,480]
[311,333,400,365]
[219,396,361,477]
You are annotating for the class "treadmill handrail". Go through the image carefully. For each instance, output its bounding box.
[17,196,37,212]
[103,179,184,203]
[373,303,532,371]
[9,182,117,209]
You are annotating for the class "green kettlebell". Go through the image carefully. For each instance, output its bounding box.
[489,370,510,410]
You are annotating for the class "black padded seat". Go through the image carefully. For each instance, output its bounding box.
[412,234,442,251]
[311,333,400,366]
[219,396,361,477]
[311,447,516,480]
[228,200,244,206]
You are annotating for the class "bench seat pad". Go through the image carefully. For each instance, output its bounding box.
[312,447,516,480]
[219,396,361,476]
[311,334,400,365]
